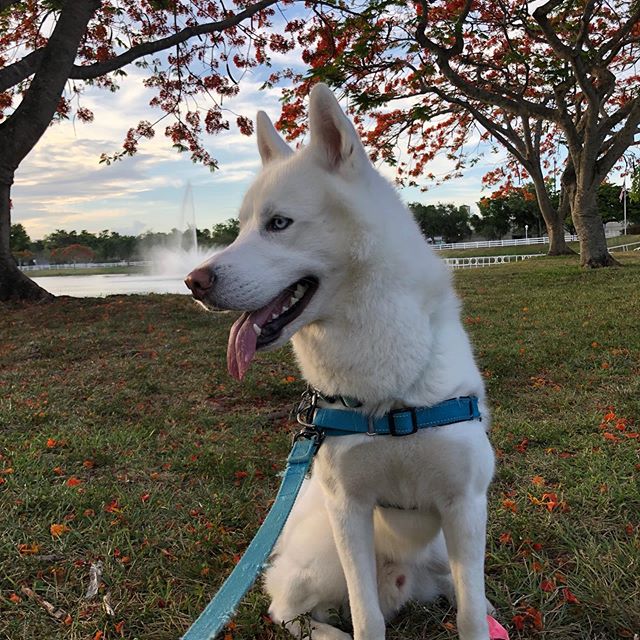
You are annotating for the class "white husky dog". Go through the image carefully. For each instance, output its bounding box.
[185,84,495,640]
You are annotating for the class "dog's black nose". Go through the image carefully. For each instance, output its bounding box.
[185,267,214,300]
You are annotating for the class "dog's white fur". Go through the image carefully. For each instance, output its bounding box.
[194,84,495,639]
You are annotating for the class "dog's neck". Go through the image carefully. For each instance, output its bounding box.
[291,270,484,415]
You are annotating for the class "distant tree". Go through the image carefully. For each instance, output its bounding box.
[474,186,545,240]
[10,223,30,251]
[210,218,240,245]
[631,166,640,204]
[196,227,212,245]
[43,229,80,250]
[12,249,33,266]
[96,230,137,261]
[597,182,640,226]
[409,203,472,243]
[51,243,95,264]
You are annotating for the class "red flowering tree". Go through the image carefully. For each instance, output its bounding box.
[0,0,291,301]
[51,244,96,264]
[275,0,640,267]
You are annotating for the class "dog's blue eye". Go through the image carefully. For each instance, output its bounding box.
[267,216,293,232]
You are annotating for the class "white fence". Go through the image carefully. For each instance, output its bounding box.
[609,241,640,252]
[432,235,578,251]
[19,261,151,272]
[443,254,544,269]
[431,228,629,251]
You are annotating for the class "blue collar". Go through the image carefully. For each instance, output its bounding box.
[296,387,481,438]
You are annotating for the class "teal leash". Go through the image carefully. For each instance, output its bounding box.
[181,432,321,640]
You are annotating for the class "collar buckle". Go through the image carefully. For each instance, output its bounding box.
[388,407,419,436]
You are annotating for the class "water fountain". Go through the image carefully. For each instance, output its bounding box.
[147,182,218,276]
[31,183,221,297]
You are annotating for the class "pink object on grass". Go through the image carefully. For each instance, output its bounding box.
[487,615,510,639]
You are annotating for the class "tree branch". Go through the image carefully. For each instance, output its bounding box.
[0,0,101,174]
[595,98,640,182]
[0,49,45,93]
[0,0,280,91]
[600,4,640,64]
[532,1,600,113]
[415,1,557,122]
[71,0,280,80]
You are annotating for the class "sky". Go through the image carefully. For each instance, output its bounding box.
[10,39,504,242]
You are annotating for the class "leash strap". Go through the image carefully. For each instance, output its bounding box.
[312,396,481,436]
[181,433,320,640]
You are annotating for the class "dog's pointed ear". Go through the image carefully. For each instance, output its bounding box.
[256,111,293,166]
[308,83,366,172]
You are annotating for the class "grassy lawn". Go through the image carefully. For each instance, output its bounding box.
[1,254,639,639]
[438,234,640,258]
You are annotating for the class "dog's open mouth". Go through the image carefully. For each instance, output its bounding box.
[227,276,319,380]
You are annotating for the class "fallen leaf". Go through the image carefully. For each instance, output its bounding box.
[104,499,122,513]
[17,543,41,555]
[562,588,580,604]
[540,579,555,592]
[50,523,70,538]
[498,532,512,545]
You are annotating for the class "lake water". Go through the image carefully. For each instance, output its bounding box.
[32,274,190,297]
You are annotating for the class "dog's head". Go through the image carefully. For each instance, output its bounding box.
[185,84,383,380]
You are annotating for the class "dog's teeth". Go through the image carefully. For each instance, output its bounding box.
[271,313,278,320]
[253,323,262,336]
[294,284,306,299]
[289,295,297,306]
[281,305,289,313]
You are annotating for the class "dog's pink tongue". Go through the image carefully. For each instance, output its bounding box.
[227,292,290,380]
[227,313,251,380]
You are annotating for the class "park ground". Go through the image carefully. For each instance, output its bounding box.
[0,254,639,639]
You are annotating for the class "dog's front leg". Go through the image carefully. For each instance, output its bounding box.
[440,494,490,640]
[324,498,386,640]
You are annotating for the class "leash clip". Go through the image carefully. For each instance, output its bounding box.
[293,386,325,450]
[295,385,319,428]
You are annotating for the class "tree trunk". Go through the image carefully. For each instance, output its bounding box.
[572,183,619,268]
[0,180,53,302]
[0,0,100,301]
[529,168,575,256]
[558,160,576,234]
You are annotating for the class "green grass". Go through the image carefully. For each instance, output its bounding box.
[1,254,639,639]
[439,234,640,258]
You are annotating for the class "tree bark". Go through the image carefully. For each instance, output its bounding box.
[572,182,619,268]
[528,168,575,255]
[0,180,53,302]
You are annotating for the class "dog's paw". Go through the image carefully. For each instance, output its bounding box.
[313,627,352,640]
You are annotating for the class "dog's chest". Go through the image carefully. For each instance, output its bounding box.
[313,425,492,511]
